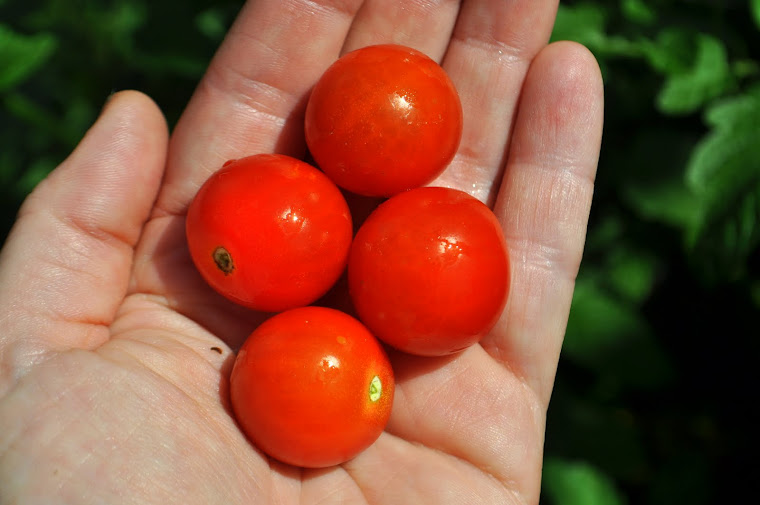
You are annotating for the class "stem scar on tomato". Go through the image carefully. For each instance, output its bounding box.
[212,246,234,275]
[369,375,382,402]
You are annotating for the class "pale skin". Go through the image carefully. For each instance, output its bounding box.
[0,1,603,504]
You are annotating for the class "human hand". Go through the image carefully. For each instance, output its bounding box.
[0,1,603,503]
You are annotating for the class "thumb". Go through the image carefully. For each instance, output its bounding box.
[0,90,168,390]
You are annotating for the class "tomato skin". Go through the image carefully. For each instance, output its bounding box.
[305,44,463,197]
[348,187,510,356]
[185,154,352,312]
[229,307,395,468]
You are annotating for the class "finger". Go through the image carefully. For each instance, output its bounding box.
[484,42,604,404]
[341,0,460,59]
[354,347,546,504]
[128,213,272,351]
[0,91,168,388]
[347,433,526,504]
[157,0,364,216]
[433,0,560,205]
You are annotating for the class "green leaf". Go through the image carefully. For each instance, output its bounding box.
[551,3,640,58]
[694,85,760,139]
[564,279,649,362]
[621,0,656,25]
[0,24,57,92]
[752,0,760,31]
[685,86,760,280]
[606,248,658,304]
[656,34,733,115]
[543,457,627,505]
[689,183,760,281]
[551,3,607,48]
[88,0,147,58]
[641,28,696,76]
[104,1,146,44]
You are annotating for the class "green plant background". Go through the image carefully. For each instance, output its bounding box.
[1,0,757,503]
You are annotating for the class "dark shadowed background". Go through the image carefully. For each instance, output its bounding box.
[1,1,758,503]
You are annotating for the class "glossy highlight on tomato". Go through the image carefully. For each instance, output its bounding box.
[229,306,395,468]
[185,154,352,312]
[305,44,463,197]
[348,187,510,356]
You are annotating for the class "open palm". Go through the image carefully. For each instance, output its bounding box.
[0,1,603,503]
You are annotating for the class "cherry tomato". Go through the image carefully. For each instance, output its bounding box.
[229,306,395,468]
[305,44,463,197]
[185,154,352,312]
[348,187,510,356]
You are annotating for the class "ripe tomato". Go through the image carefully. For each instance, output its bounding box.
[304,44,463,197]
[348,187,510,356]
[185,154,352,312]
[229,306,394,468]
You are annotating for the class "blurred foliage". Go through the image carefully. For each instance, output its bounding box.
[545,0,759,503]
[543,457,628,505]
[0,0,241,235]
[1,0,758,504]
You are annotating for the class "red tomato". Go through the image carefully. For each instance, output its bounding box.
[229,306,395,468]
[304,44,463,197]
[348,187,510,356]
[185,154,352,312]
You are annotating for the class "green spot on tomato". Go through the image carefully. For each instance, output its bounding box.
[369,375,382,402]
